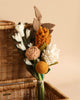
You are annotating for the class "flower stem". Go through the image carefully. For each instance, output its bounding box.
[37,73,44,100]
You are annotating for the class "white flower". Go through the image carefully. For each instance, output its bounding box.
[27,43,33,47]
[42,44,60,65]
[16,41,26,51]
[12,33,22,42]
[24,58,32,65]
[15,23,24,37]
[26,29,30,38]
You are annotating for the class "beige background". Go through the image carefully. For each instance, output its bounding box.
[0,0,80,99]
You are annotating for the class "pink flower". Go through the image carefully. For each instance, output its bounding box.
[25,46,40,60]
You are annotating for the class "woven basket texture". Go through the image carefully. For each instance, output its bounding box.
[0,82,69,100]
[0,20,33,83]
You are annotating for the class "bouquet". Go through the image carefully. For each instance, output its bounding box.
[12,6,60,100]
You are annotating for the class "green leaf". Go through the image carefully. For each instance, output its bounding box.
[40,43,47,51]
[22,37,28,47]
[49,62,58,66]
[45,68,51,74]
[22,29,32,48]
[29,28,35,45]
[41,74,44,80]
[41,57,45,61]
[25,65,38,80]
[34,60,37,64]
[38,73,42,81]
[33,64,35,69]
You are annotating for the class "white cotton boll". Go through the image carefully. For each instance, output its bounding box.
[15,23,24,37]
[16,41,26,51]
[24,58,32,65]
[12,33,22,42]
[26,29,30,38]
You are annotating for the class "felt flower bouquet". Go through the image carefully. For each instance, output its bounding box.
[12,6,60,100]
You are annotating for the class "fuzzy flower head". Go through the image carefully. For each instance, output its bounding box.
[42,44,60,65]
[25,46,40,60]
[35,26,51,48]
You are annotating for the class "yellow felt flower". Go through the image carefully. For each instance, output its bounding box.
[35,61,49,74]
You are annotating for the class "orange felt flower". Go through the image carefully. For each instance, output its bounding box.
[35,61,49,74]
[35,26,51,48]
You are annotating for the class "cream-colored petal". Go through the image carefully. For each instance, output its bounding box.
[15,23,25,37]
[16,42,26,51]
[24,58,32,65]
[26,29,30,38]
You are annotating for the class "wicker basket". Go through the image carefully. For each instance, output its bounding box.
[0,20,69,100]
[0,80,69,100]
[0,20,33,84]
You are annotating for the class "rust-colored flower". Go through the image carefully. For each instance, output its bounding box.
[35,26,51,48]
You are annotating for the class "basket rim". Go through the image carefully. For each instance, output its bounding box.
[0,20,15,30]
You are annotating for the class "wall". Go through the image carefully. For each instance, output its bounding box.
[0,0,80,99]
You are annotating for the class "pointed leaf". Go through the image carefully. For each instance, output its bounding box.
[25,65,38,79]
[34,6,42,21]
[41,74,44,80]
[40,43,47,51]
[33,18,41,31]
[42,23,55,29]
[49,29,53,34]
[33,64,35,69]
[49,62,58,66]
[41,57,45,61]
[45,68,51,74]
